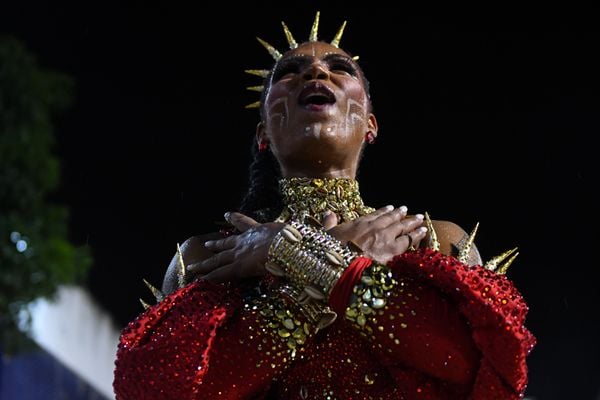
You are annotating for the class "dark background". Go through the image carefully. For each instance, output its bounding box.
[2,3,598,399]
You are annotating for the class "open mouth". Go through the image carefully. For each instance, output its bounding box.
[298,82,336,110]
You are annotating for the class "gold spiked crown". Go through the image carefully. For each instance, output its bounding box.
[244,11,358,110]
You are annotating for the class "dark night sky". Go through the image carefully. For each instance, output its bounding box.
[2,3,599,398]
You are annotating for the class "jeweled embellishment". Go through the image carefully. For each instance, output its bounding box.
[251,296,310,359]
[345,263,397,335]
[277,177,374,224]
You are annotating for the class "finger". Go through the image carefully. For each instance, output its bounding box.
[204,235,237,251]
[388,213,424,237]
[399,226,428,250]
[322,211,338,230]
[226,212,259,232]
[361,204,397,221]
[372,206,409,228]
[201,262,240,284]
[187,250,234,275]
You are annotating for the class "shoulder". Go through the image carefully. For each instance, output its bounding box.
[428,219,482,266]
[178,232,224,262]
[161,231,224,294]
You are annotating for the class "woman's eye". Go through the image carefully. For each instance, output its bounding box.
[330,63,356,76]
[273,65,299,81]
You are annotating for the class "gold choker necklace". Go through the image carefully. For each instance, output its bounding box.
[275,177,374,224]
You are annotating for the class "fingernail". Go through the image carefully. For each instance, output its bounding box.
[204,240,213,247]
[399,205,408,213]
[419,227,428,233]
[323,210,332,217]
[385,205,394,211]
[415,213,424,220]
[224,212,231,221]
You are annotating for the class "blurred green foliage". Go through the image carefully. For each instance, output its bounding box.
[0,35,92,354]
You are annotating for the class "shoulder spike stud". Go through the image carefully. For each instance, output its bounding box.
[143,278,164,303]
[458,222,479,264]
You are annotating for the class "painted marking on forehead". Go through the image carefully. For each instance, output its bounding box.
[279,51,347,64]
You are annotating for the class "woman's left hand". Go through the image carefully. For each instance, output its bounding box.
[186,212,284,283]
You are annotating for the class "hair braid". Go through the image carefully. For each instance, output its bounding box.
[238,137,283,222]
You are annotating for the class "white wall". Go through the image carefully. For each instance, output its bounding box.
[27,285,120,400]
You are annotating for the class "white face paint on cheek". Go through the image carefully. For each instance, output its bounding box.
[267,97,289,131]
[303,123,322,138]
[343,98,366,138]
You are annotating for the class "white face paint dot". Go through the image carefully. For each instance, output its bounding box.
[304,126,311,132]
[326,127,332,132]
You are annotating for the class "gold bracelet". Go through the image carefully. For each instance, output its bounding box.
[267,219,357,299]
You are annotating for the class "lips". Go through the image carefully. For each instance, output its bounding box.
[298,82,336,109]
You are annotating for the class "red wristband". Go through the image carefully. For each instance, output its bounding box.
[328,256,372,315]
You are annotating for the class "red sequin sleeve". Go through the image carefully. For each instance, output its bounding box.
[113,280,316,399]
[334,248,536,399]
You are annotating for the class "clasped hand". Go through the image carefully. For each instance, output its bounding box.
[187,206,427,283]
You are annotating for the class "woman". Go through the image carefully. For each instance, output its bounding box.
[113,12,535,399]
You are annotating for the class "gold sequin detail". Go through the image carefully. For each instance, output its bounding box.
[277,178,375,223]
[345,263,397,336]
[248,294,312,360]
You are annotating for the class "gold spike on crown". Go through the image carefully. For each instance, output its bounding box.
[425,213,519,275]
[245,11,357,109]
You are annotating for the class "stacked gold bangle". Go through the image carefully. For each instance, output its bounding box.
[267,219,357,301]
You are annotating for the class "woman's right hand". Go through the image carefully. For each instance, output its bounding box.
[325,205,428,264]
[186,213,285,284]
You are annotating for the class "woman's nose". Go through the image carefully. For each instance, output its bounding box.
[302,63,329,81]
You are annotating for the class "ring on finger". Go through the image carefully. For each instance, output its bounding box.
[405,233,416,251]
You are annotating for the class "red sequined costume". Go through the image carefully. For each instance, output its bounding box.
[114,177,535,399]
[114,250,535,399]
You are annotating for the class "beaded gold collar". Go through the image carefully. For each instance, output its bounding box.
[275,177,374,224]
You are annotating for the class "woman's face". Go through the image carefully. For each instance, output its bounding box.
[258,41,377,178]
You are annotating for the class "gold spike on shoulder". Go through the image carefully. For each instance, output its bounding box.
[496,251,519,274]
[484,247,518,272]
[139,298,151,310]
[424,212,440,251]
[143,278,164,303]
[309,11,320,42]
[176,243,187,289]
[281,21,298,49]
[458,222,479,264]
